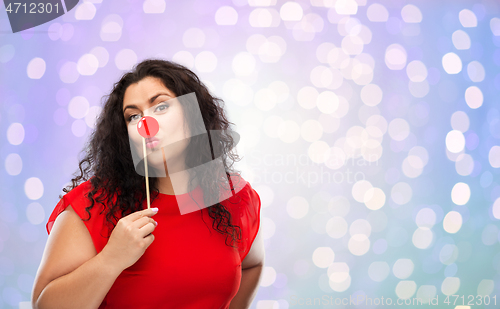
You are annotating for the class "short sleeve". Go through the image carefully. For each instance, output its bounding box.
[46,180,110,253]
[234,182,261,262]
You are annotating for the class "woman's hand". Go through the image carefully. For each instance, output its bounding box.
[100,207,159,272]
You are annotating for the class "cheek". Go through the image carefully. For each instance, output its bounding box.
[158,114,184,136]
[173,121,189,141]
[127,127,143,147]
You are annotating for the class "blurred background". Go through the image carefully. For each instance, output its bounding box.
[1,0,500,308]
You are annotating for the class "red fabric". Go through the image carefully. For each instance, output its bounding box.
[46,176,261,309]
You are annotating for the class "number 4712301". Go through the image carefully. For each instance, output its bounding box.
[5,2,60,14]
[444,295,496,306]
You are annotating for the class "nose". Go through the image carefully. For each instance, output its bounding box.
[142,109,154,117]
[138,116,160,138]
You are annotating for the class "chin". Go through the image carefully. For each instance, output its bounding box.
[146,150,165,166]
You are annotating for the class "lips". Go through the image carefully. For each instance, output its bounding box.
[145,137,159,149]
[145,137,159,143]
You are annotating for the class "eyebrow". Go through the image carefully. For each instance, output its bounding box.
[123,92,171,113]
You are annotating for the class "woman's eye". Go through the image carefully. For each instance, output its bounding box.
[155,103,169,113]
[129,114,141,122]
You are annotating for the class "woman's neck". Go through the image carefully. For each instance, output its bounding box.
[156,170,196,195]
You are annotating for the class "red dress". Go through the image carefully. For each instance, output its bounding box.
[46,176,261,309]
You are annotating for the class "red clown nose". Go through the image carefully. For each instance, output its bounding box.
[137,116,160,138]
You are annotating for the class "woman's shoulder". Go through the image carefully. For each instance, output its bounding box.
[47,178,113,253]
[60,178,115,206]
[46,179,103,235]
[62,179,93,200]
[221,174,262,260]
[221,174,261,218]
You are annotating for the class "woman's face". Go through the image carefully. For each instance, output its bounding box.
[123,76,190,175]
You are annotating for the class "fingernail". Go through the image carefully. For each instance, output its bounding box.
[152,207,159,212]
[155,221,158,226]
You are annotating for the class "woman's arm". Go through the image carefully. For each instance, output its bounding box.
[229,265,264,309]
[229,228,265,309]
[32,206,122,309]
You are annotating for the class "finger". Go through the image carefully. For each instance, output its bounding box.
[130,216,156,230]
[138,222,156,238]
[144,233,155,246]
[125,207,159,222]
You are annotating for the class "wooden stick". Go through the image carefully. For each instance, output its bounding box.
[143,137,150,209]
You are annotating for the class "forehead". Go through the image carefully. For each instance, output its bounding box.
[123,76,175,105]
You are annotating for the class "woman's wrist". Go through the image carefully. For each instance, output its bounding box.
[96,248,125,277]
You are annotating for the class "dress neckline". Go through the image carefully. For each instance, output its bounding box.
[156,184,201,197]
[154,185,204,216]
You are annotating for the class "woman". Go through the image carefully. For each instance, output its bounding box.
[31,59,264,309]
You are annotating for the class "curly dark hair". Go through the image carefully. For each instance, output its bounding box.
[61,58,244,249]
